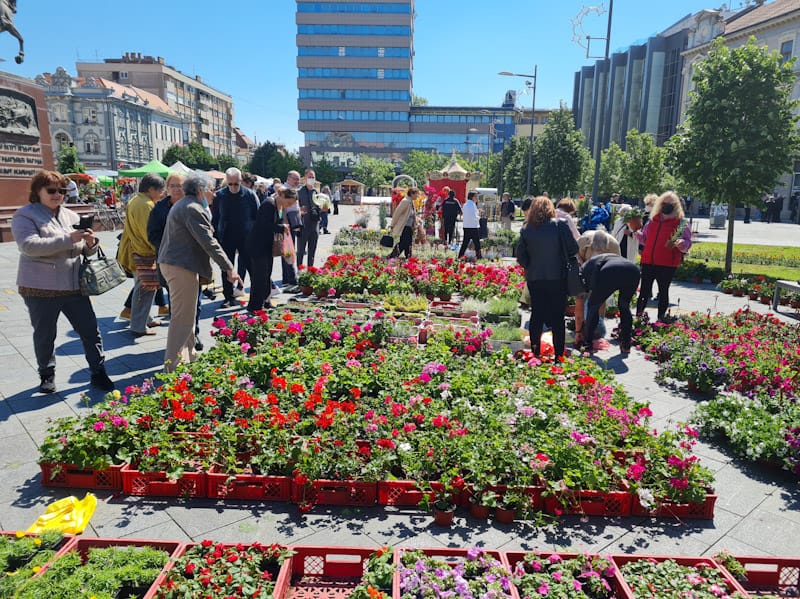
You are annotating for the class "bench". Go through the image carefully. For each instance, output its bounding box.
[772,279,800,311]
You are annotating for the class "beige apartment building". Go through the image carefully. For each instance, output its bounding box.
[76,53,235,157]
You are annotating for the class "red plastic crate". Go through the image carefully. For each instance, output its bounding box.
[612,555,750,598]
[630,491,717,519]
[206,466,292,501]
[292,479,376,507]
[121,463,206,498]
[39,462,124,491]
[464,484,545,511]
[504,551,629,598]
[273,545,379,599]
[377,480,469,507]
[544,487,632,517]
[35,537,183,599]
[393,547,507,599]
[731,555,800,597]
[0,530,76,571]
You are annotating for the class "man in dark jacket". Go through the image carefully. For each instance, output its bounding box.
[581,253,641,354]
[441,189,462,245]
[297,168,321,267]
[211,167,259,307]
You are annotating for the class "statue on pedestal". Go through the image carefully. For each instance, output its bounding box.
[0,0,23,64]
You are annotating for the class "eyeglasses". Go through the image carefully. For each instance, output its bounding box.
[45,187,67,195]
[228,183,240,188]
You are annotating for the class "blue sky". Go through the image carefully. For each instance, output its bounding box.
[7,0,736,152]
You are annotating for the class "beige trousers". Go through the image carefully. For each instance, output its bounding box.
[160,263,199,373]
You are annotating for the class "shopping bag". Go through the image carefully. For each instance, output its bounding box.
[132,252,160,292]
[282,231,296,262]
[26,493,97,535]
[272,232,284,257]
[380,234,394,248]
[79,247,127,296]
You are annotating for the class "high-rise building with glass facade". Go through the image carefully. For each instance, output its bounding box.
[296,0,514,170]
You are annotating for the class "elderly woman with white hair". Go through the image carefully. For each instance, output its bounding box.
[573,229,621,349]
[159,174,240,372]
[610,204,643,262]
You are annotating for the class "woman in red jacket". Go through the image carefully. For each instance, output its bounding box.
[635,191,692,322]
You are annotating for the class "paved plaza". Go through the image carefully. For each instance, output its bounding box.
[0,208,798,555]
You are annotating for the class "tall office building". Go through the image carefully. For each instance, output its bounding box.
[297,0,514,170]
[77,53,235,158]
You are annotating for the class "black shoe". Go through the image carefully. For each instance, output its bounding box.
[219,299,236,309]
[619,342,631,354]
[194,340,204,351]
[39,374,56,394]
[90,371,114,392]
[202,288,217,300]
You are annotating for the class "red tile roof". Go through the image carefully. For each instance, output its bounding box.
[725,0,800,36]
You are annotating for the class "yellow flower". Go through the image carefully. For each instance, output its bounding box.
[111,390,121,400]
[14,531,24,538]
[31,566,41,573]
[33,538,41,546]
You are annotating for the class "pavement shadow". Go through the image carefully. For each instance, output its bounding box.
[0,387,68,419]
[12,472,74,510]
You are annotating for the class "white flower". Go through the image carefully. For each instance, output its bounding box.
[637,487,655,509]
[398,442,411,452]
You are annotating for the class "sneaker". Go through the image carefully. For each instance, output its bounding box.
[194,340,204,351]
[39,374,56,394]
[233,287,245,298]
[90,371,114,392]
[284,285,300,294]
[158,305,170,316]
[119,307,131,320]
[219,299,236,309]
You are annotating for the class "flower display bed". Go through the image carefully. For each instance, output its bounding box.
[273,545,379,599]
[544,487,633,517]
[39,462,123,491]
[292,480,378,507]
[0,531,74,597]
[727,555,800,597]
[630,489,717,519]
[121,463,206,498]
[613,555,750,598]
[206,467,292,502]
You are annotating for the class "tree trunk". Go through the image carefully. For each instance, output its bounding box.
[725,199,736,274]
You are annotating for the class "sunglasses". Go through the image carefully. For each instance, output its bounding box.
[45,187,68,195]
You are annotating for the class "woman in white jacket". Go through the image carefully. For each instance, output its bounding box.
[458,191,482,260]
[610,205,643,263]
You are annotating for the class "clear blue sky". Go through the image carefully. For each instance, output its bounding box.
[6,0,738,152]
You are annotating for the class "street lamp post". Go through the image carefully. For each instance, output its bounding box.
[588,0,614,204]
[499,66,537,196]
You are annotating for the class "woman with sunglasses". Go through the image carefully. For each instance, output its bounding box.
[11,170,114,394]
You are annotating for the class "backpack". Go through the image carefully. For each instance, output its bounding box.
[581,205,610,232]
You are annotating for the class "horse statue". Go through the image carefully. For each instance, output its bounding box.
[0,0,23,64]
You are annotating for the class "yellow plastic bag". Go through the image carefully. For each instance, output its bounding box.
[26,493,97,535]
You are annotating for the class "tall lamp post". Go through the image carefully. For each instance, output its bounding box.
[499,66,537,196]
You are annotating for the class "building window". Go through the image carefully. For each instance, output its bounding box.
[54,132,71,154]
[84,133,100,155]
[378,47,385,57]
[51,103,67,122]
[377,69,385,79]
[119,71,128,80]
[338,46,346,56]
[82,107,97,124]
[780,40,793,64]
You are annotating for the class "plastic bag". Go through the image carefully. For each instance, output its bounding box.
[282,231,296,262]
[26,493,97,535]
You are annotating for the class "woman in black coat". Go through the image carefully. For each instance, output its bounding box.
[516,196,578,358]
[246,188,290,312]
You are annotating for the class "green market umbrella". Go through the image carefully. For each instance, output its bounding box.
[118,159,174,178]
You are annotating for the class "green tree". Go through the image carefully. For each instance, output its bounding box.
[186,141,217,170]
[162,144,193,167]
[311,156,338,187]
[246,142,280,177]
[500,137,532,198]
[533,106,590,198]
[669,37,800,273]
[400,149,444,187]
[412,95,429,106]
[56,145,84,174]
[216,154,240,171]
[267,151,304,179]
[598,142,625,198]
[621,129,666,200]
[352,155,395,191]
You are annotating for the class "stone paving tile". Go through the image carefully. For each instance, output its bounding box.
[706,535,774,557]
[711,464,780,517]
[90,497,178,539]
[757,489,800,527]
[726,510,800,556]
[114,519,193,542]
[165,500,306,541]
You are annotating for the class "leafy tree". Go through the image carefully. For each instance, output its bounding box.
[534,106,590,199]
[186,141,217,170]
[484,152,503,188]
[621,129,666,200]
[400,150,444,187]
[216,154,240,171]
[500,137,532,198]
[56,145,84,174]
[669,37,800,273]
[352,155,395,192]
[310,156,338,187]
[268,151,304,179]
[412,95,429,106]
[247,142,281,177]
[597,142,625,198]
[162,144,193,167]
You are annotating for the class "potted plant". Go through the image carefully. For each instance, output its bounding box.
[420,475,463,527]
[0,531,67,597]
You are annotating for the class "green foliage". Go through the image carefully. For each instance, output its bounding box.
[56,145,84,174]
[668,37,800,273]
[412,95,428,106]
[622,129,666,199]
[501,136,532,198]
[597,142,625,198]
[311,156,338,186]
[399,149,444,188]
[246,142,280,177]
[352,155,395,190]
[533,106,590,199]
[163,142,218,170]
[268,150,304,179]
[216,153,239,171]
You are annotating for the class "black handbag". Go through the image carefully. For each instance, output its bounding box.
[380,234,394,248]
[79,246,128,296]
[559,224,587,297]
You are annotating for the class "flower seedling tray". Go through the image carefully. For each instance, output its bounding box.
[291,479,377,507]
[611,555,750,598]
[273,545,378,599]
[729,555,800,597]
[377,480,465,507]
[39,462,124,491]
[544,487,632,517]
[467,484,545,511]
[393,547,505,599]
[504,551,629,598]
[121,463,206,498]
[0,530,76,573]
[206,466,292,502]
[630,491,717,519]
